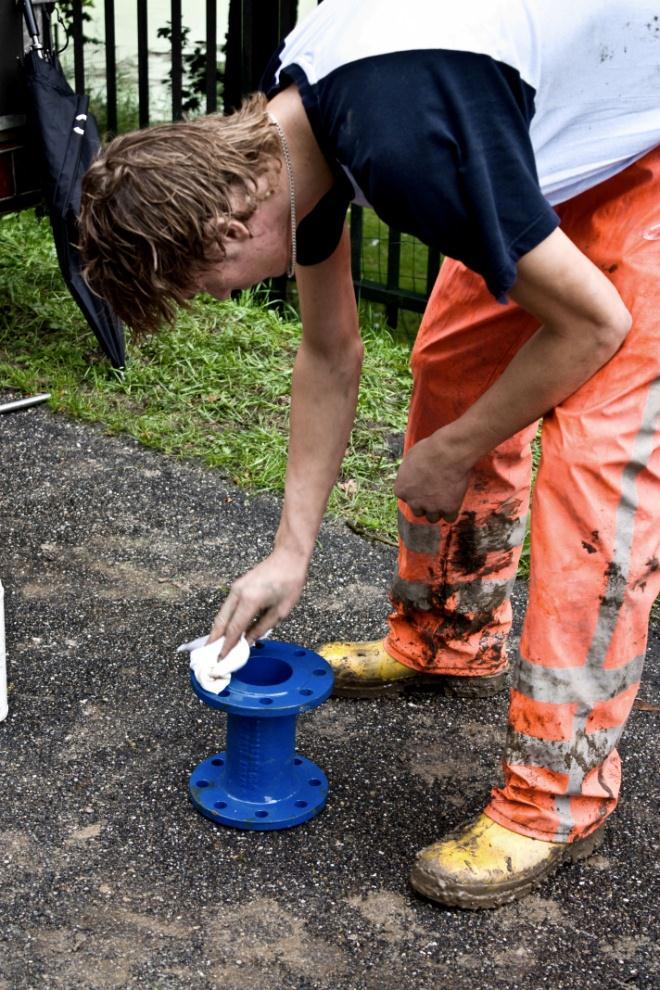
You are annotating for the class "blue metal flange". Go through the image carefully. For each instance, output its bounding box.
[189,639,334,831]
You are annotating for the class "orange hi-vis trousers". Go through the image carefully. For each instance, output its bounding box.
[385,147,660,843]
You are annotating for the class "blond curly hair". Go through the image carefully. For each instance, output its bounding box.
[79,94,281,334]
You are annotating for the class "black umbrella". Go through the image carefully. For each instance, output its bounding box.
[20,2,125,369]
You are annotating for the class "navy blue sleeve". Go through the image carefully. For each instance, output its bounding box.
[295,180,350,266]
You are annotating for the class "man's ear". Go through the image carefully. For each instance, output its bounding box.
[225,218,251,241]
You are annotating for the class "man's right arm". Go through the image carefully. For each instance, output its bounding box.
[211,227,363,653]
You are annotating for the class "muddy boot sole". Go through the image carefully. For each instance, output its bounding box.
[332,668,508,700]
[410,826,605,910]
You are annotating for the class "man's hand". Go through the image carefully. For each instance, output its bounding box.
[209,548,309,657]
[394,432,472,522]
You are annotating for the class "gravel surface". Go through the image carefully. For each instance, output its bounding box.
[0,401,657,990]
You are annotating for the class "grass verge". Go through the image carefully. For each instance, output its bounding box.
[0,209,409,543]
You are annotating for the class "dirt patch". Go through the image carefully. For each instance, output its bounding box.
[496,893,567,927]
[34,928,140,989]
[118,909,190,939]
[311,703,365,741]
[313,581,386,614]
[204,898,350,988]
[600,934,652,962]
[34,917,189,988]
[26,903,193,988]
[347,890,427,943]
[407,749,472,786]
[460,719,506,749]
[22,559,187,602]
[20,534,229,603]
[488,945,536,978]
[0,830,51,885]
[585,854,612,871]
[64,821,104,844]
[56,704,121,761]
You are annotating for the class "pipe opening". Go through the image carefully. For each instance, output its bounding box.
[233,656,293,687]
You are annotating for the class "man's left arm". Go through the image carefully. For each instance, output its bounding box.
[395,227,632,521]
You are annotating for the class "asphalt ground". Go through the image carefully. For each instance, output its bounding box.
[0,399,658,990]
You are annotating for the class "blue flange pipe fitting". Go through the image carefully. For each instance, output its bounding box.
[189,640,334,830]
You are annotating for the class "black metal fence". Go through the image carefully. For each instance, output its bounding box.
[62,0,436,327]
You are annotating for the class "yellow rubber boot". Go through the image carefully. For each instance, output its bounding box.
[317,639,508,698]
[410,813,604,909]
[317,639,424,697]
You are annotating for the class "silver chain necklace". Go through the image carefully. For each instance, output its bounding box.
[268,113,297,278]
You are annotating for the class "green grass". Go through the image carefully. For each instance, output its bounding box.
[0,209,409,543]
[354,208,432,341]
[360,207,431,295]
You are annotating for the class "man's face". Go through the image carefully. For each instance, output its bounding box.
[193,190,290,301]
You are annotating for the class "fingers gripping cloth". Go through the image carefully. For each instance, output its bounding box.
[184,639,334,830]
[177,634,251,694]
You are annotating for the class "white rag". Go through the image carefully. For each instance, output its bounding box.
[177,633,250,694]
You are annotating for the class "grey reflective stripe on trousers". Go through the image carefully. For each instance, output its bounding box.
[507,724,625,777]
[513,653,644,706]
[391,574,516,614]
[397,510,441,555]
[397,509,527,556]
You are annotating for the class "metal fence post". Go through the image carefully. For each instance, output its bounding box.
[385,228,401,328]
[426,246,441,297]
[205,0,218,114]
[350,205,363,286]
[104,0,118,134]
[71,0,85,94]
[137,0,149,127]
[170,0,182,120]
